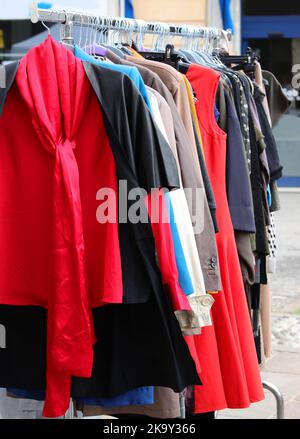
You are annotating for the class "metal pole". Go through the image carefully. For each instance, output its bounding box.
[60,20,74,47]
[262,381,285,419]
[179,393,186,419]
[30,3,229,40]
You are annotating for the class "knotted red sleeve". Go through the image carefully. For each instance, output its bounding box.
[16,36,95,417]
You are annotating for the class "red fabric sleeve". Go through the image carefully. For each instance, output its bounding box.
[145,189,192,312]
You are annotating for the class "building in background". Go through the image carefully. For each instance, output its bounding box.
[132,0,241,53]
[241,0,300,187]
[0,1,122,52]
[241,0,300,87]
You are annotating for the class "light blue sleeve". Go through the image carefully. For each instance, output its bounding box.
[74,46,151,111]
[165,192,195,296]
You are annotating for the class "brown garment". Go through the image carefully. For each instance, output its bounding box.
[124,59,220,292]
[234,231,255,286]
[82,387,181,419]
[263,70,290,128]
[147,87,180,171]
[255,62,272,126]
[126,56,198,158]
[254,67,282,361]
[216,80,227,132]
[183,75,203,156]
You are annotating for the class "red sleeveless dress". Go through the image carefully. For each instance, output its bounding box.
[186,65,264,413]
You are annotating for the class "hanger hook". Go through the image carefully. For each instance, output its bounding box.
[40,5,54,35]
[89,15,95,52]
[78,13,83,47]
[84,13,88,49]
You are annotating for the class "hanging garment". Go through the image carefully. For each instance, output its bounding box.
[74,45,151,110]
[76,387,153,409]
[125,58,221,292]
[146,88,195,297]
[83,60,205,333]
[0,36,200,417]
[186,64,264,412]
[0,297,200,408]
[104,49,219,236]
[255,63,272,127]
[193,122,219,234]
[234,231,256,287]
[263,70,291,128]
[253,86,283,183]
[125,56,198,160]
[246,95,270,257]
[147,86,214,330]
[184,76,219,234]
[224,90,256,233]
[6,77,156,406]
[103,50,221,291]
[0,36,100,417]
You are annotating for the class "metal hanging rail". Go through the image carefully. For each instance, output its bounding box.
[30,2,231,42]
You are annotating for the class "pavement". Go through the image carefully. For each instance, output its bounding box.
[219,191,300,419]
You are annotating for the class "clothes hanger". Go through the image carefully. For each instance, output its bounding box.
[116,18,133,55]
[39,7,54,39]
[83,13,90,50]
[85,16,108,57]
[191,27,212,65]
[219,47,259,79]
[137,22,187,69]
[133,19,147,52]
[58,10,75,53]
[78,13,84,48]
[41,20,51,35]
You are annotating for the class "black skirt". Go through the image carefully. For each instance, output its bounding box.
[0,279,200,398]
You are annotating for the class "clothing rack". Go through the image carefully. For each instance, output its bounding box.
[30,2,232,47]
[28,2,285,421]
[219,47,260,78]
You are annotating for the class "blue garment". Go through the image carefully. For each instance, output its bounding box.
[219,0,234,33]
[74,46,151,111]
[125,0,135,19]
[214,104,220,123]
[165,192,194,296]
[8,387,154,408]
[267,184,272,207]
[79,387,154,408]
